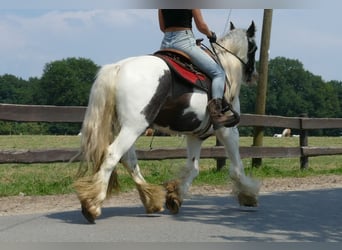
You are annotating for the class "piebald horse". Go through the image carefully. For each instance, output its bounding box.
[74,22,260,223]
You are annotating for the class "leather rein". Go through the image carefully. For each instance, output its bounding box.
[198,38,257,83]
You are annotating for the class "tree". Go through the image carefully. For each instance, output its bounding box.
[239,57,342,136]
[37,57,99,106]
[35,57,99,134]
[0,75,44,134]
[0,74,34,104]
[329,80,342,117]
[267,57,340,119]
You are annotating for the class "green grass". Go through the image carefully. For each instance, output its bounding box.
[0,135,341,196]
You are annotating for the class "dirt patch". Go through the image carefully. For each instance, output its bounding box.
[1,175,342,216]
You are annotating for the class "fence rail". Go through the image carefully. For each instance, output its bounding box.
[1,103,341,168]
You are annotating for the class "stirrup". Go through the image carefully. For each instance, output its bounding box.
[222,103,240,128]
[223,113,240,128]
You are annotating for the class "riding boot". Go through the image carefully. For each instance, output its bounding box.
[207,98,240,129]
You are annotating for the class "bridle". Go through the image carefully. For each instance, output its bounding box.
[200,38,258,83]
[213,40,257,82]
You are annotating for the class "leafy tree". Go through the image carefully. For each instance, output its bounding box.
[34,58,99,134]
[0,58,99,135]
[37,57,99,106]
[329,80,342,117]
[0,75,48,134]
[240,57,341,136]
[0,74,35,104]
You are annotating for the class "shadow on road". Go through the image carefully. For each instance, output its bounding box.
[47,205,150,225]
[176,188,342,241]
[47,188,342,241]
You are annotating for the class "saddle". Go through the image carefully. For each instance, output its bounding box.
[153,49,212,94]
[153,48,236,129]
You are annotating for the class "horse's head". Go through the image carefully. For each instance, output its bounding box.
[241,21,258,85]
[218,21,258,85]
[212,21,258,104]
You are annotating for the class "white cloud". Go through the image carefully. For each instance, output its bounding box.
[0,9,157,78]
[0,8,342,81]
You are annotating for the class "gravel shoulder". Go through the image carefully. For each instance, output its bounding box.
[1,175,342,216]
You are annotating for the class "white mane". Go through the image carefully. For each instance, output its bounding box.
[219,29,249,61]
[213,22,257,104]
[216,29,248,103]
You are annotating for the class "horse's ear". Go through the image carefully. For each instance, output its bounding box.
[230,22,235,30]
[247,21,256,37]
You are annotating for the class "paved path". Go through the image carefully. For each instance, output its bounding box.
[0,188,341,242]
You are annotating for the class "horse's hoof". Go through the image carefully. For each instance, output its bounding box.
[81,205,96,224]
[164,179,182,214]
[146,206,164,214]
[237,193,258,207]
[166,198,181,214]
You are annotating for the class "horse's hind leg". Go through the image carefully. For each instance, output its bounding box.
[165,135,203,214]
[76,127,142,223]
[121,147,165,213]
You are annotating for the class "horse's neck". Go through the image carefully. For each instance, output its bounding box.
[215,31,249,104]
[219,53,243,103]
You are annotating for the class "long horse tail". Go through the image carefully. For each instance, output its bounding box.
[77,64,121,178]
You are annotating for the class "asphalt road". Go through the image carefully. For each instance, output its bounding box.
[0,188,341,242]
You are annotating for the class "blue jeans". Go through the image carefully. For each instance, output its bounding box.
[161,30,226,99]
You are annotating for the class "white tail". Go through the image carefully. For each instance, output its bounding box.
[79,64,121,175]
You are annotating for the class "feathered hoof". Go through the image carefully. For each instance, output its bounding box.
[145,205,165,214]
[164,179,182,214]
[81,205,96,224]
[136,183,166,214]
[237,192,258,207]
[80,201,101,224]
[165,197,182,214]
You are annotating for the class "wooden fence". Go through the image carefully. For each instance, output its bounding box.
[0,103,341,168]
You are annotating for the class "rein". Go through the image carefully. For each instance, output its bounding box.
[200,41,247,68]
[211,42,248,67]
[200,41,244,98]
[198,42,233,93]
[203,39,257,83]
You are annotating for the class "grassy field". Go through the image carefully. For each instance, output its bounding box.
[0,135,341,196]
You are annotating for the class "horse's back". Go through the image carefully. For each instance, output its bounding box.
[105,55,173,127]
[96,54,210,135]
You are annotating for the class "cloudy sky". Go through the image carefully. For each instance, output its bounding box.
[0,1,341,82]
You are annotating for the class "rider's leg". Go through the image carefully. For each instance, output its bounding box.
[161,30,239,128]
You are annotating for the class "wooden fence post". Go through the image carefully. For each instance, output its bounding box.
[299,113,309,169]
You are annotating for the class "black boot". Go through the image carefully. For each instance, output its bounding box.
[207,98,240,129]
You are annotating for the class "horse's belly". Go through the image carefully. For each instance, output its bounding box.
[154,92,209,133]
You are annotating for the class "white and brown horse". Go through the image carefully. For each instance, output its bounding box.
[74,22,260,223]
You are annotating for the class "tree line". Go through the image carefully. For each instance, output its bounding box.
[0,57,341,136]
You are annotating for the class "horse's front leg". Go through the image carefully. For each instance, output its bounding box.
[216,127,261,207]
[165,135,203,214]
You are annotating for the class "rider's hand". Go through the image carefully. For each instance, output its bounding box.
[207,31,217,43]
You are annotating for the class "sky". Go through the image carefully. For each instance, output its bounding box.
[0,1,341,82]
